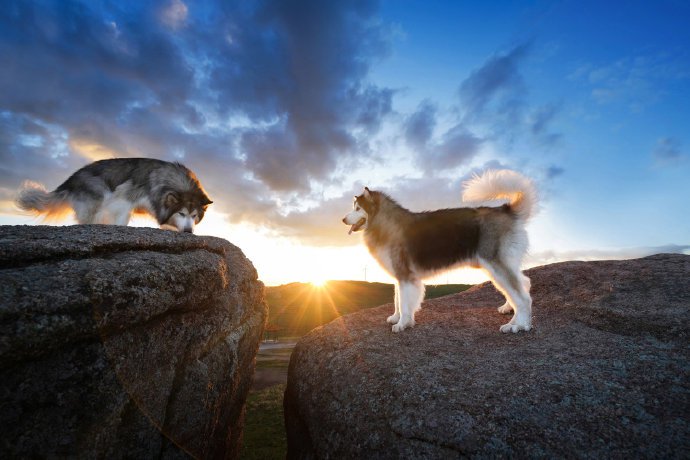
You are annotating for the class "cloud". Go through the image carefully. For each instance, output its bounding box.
[545,165,565,179]
[420,124,483,173]
[403,100,437,150]
[0,0,394,222]
[653,137,686,166]
[160,0,189,30]
[404,100,482,174]
[573,53,690,113]
[401,43,560,174]
[273,160,511,246]
[526,245,690,267]
[0,2,567,249]
[200,0,394,191]
[528,103,562,146]
[455,43,562,148]
[459,44,529,125]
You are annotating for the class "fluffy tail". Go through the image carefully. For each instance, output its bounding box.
[462,169,538,220]
[15,181,72,220]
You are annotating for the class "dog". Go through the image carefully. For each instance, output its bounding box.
[342,169,537,333]
[16,158,212,233]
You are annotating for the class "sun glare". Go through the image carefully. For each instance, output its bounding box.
[309,278,328,288]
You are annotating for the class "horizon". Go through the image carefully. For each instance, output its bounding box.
[1,0,688,286]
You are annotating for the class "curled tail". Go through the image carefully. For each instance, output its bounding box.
[16,181,72,220]
[462,169,537,220]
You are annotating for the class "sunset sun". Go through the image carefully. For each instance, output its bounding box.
[309,277,328,288]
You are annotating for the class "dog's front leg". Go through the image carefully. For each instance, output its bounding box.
[392,280,423,333]
[387,283,401,324]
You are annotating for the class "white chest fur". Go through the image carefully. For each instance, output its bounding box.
[369,244,395,277]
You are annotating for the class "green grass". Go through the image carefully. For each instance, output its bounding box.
[265,280,471,337]
[255,358,291,368]
[242,282,474,459]
[240,384,287,460]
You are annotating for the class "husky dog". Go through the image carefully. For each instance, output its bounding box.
[16,158,212,233]
[343,170,537,333]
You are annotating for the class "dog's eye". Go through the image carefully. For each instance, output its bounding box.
[178,211,186,216]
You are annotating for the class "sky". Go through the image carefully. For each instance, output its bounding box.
[1,0,688,286]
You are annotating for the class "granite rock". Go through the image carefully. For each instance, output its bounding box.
[285,254,690,459]
[0,225,266,459]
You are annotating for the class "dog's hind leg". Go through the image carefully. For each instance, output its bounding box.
[480,258,532,333]
[497,276,531,314]
[387,283,402,324]
[93,192,134,226]
[392,279,424,333]
[73,199,101,224]
[497,301,513,314]
[109,199,133,226]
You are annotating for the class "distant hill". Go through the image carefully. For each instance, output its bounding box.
[264,281,471,337]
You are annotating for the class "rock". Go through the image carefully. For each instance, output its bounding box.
[285,254,690,459]
[0,225,266,459]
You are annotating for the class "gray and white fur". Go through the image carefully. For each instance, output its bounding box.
[16,158,212,233]
[343,169,537,333]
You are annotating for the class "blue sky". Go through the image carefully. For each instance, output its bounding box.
[1,0,688,284]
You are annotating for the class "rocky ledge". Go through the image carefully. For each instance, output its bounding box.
[0,225,266,459]
[285,254,689,459]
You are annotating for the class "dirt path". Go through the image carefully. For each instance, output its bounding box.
[252,341,296,391]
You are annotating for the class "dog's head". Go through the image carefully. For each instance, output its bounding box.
[342,187,376,235]
[161,190,213,233]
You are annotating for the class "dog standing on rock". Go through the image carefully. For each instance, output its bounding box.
[16,158,212,233]
[343,169,537,333]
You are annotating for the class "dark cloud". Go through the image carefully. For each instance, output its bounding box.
[403,100,437,150]
[546,165,565,179]
[529,103,562,146]
[459,44,529,124]
[0,2,566,248]
[415,124,483,174]
[198,0,394,191]
[456,43,562,148]
[404,100,481,174]
[0,0,394,221]
[434,125,483,168]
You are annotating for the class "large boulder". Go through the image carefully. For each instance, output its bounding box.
[0,225,266,459]
[285,254,689,459]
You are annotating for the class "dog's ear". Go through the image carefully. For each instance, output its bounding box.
[201,195,213,206]
[164,191,180,208]
[363,187,372,199]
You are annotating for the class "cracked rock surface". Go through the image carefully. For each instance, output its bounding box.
[0,225,266,459]
[284,254,689,459]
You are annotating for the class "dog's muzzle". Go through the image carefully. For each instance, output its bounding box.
[346,217,366,235]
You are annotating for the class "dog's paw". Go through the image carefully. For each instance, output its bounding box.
[497,302,513,315]
[391,318,414,333]
[386,313,400,324]
[391,323,406,333]
[499,321,531,333]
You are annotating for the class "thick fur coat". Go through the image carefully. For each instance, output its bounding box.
[16,158,212,233]
[343,169,537,333]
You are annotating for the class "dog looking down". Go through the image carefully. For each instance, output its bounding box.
[343,169,537,333]
[16,158,212,233]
